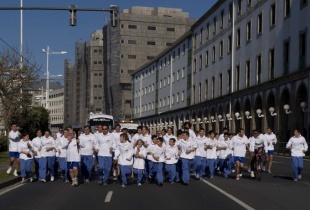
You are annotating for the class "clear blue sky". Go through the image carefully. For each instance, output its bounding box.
[0,0,217,78]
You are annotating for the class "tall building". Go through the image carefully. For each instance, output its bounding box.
[132,0,310,141]
[103,6,196,121]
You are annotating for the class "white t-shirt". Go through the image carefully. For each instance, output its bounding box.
[206,138,218,159]
[265,133,277,151]
[66,139,80,162]
[195,135,208,157]
[151,144,166,163]
[114,141,133,165]
[32,136,42,158]
[57,136,69,158]
[249,134,268,153]
[95,132,116,157]
[230,134,250,157]
[218,140,232,159]
[133,146,147,169]
[286,135,308,157]
[18,140,33,160]
[165,145,179,164]
[41,136,56,157]
[9,130,21,152]
[79,133,96,156]
[163,134,176,145]
[179,138,197,159]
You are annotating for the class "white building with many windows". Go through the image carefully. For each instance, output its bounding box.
[132,0,310,142]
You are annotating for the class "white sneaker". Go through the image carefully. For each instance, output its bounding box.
[13,170,18,177]
[298,175,302,180]
[85,179,90,183]
[231,169,235,173]
[51,176,55,182]
[40,179,46,183]
[7,167,12,174]
[262,166,266,171]
[251,171,255,178]
[30,177,33,183]
[268,170,272,174]
[121,184,126,188]
[21,178,25,184]
[195,174,200,179]
[247,168,251,173]
[239,173,242,177]
[138,183,142,186]
[113,170,117,177]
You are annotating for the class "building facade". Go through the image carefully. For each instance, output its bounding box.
[132,0,310,142]
[104,6,196,121]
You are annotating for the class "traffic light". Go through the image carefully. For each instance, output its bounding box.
[69,5,77,26]
[110,5,118,27]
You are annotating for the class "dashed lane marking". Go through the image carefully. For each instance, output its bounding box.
[104,191,113,203]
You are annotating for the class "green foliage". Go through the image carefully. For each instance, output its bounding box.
[0,135,8,152]
[18,107,49,139]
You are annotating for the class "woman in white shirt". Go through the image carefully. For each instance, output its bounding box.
[67,130,80,186]
[286,129,308,181]
[165,138,179,183]
[32,129,42,180]
[18,133,35,183]
[133,139,146,186]
[150,137,166,186]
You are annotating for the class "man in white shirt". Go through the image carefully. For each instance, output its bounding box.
[194,128,208,180]
[264,127,277,173]
[183,122,196,140]
[206,130,218,179]
[230,128,250,180]
[79,125,96,183]
[57,129,69,183]
[150,137,166,186]
[95,124,116,185]
[7,123,21,176]
[131,126,143,146]
[286,129,308,181]
[67,130,80,186]
[179,130,197,185]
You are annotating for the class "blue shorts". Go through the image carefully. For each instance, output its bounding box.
[268,150,274,155]
[9,152,20,158]
[67,161,79,169]
[234,156,245,163]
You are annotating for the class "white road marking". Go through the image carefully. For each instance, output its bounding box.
[202,179,255,210]
[104,191,113,203]
[0,183,24,196]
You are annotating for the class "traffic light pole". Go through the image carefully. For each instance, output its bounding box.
[0,5,118,27]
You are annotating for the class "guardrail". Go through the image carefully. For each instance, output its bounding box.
[275,142,310,157]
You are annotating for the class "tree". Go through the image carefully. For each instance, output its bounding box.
[0,48,40,131]
[18,107,49,139]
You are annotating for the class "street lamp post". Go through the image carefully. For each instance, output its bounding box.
[42,46,67,109]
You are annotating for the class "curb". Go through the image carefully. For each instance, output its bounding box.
[0,177,21,190]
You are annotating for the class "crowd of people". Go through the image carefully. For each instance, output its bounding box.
[6,122,308,187]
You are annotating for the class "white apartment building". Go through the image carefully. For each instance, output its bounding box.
[132,0,310,141]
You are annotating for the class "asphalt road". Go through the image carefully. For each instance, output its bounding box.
[0,156,309,210]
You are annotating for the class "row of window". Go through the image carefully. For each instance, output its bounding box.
[93,73,103,76]
[49,93,64,99]
[134,84,155,98]
[51,116,64,122]
[50,108,64,114]
[195,0,307,49]
[159,68,186,88]
[93,61,103,65]
[94,96,103,100]
[121,24,175,32]
[134,91,185,114]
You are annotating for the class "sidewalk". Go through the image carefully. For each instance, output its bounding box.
[0,155,21,189]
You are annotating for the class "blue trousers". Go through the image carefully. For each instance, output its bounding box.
[291,156,303,179]
[134,168,143,184]
[20,159,32,178]
[39,157,47,179]
[219,156,232,177]
[195,156,207,177]
[181,158,195,183]
[119,165,131,185]
[34,157,40,178]
[46,156,55,176]
[98,156,112,183]
[81,155,94,180]
[207,158,216,177]
[176,159,182,181]
[165,163,177,182]
[58,157,68,181]
[145,159,154,178]
[151,162,164,184]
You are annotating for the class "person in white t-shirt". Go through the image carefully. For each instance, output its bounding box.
[264,127,277,173]
[131,126,143,146]
[183,122,196,140]
[133,139,147,186]
[56,128,63,139]
[165,138,179,183]
[286,129,308,182]
[79,125,96,183]
[7,123,21,177]
[217,132,233,179]
[206,130,218,179]
[67,130,80,186]
[57,129,69,183]
[194,128,208,180]
[230,128,250,181]
[40,130,57,182]
[18,133,35,183]
[32,129,42,180]
[149,137,166,186]
[113,133,133,187]
[179,130,197,185]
